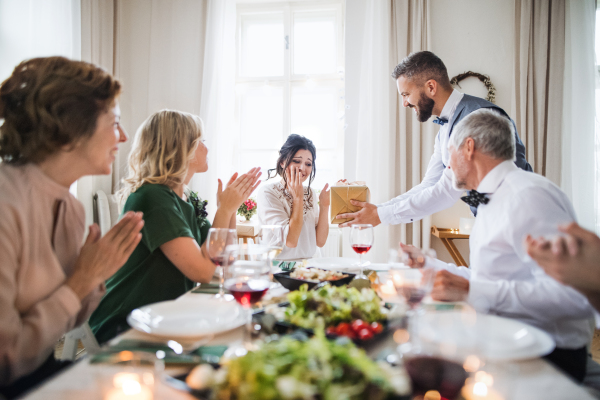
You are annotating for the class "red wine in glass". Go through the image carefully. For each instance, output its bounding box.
[400,286,427,309]
[211,256,225,266]
[351,244,372,254]
[404,356,468,399]
[226,279,270,307]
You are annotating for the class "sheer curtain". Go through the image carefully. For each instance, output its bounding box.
[190,0,237,217]
[0,0,80,81]
[345,0,431,262]
[562,0,596,231]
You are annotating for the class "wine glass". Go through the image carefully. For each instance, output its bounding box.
[223,245,271,358]
[206,228,238,300]
[256,225,284,263]
[390,252,436,355]
[256,225,285,288]
[350,224,374,278]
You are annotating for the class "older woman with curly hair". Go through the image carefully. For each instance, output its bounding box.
[0,57,144,397]
[88,110,261,344]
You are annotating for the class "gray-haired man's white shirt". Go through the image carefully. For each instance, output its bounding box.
[377,89,464,225]
[430,160,594,348]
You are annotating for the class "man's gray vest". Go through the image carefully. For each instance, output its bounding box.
[446,94,532,172]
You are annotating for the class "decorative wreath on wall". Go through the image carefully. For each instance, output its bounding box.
[450,71,496,104]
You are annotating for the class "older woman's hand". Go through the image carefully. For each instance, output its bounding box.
[66,211,144,300]
[217,167,262,214]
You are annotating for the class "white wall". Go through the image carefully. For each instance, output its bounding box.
[345,0,516,264]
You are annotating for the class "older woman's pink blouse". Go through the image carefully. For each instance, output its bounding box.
[0,163,105,384]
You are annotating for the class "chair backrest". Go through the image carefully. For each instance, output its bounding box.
[94,190,112,236]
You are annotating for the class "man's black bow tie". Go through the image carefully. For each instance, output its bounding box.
[432,117,448,126]
[461,190,490,208]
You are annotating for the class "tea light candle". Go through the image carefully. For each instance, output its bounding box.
[462,382,504,400]
[378,278,398,300]
[459,218,475,234]
[105,373,153,400]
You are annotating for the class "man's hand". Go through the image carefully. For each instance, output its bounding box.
[430,270,469,302]
[337,200,381,228]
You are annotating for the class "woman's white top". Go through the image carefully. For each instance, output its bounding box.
[258,181,320,260]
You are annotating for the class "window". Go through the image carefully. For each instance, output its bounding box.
[235,1,345,193]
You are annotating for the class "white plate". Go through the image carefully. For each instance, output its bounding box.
[419,311,555,361]
[127,298,244,339]
[306,257,359,271]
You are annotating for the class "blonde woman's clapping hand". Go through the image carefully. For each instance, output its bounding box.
[217,167,262,213]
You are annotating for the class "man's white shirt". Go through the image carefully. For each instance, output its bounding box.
[429,160,594,348]
[377,89,464,225]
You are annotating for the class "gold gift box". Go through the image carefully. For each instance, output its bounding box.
[330,183,371,224]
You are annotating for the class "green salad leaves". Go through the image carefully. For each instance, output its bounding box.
[214,332,396,400]
[284,284,385,330]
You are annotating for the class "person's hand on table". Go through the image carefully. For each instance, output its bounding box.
[526,222,600,292]
[398,243,428,268]
[67,211,145,300]
[337,200,381,228]
[430,270,469,302]
[217,167,262,213]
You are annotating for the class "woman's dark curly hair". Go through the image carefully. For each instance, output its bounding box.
[0,56,121,164]
[267,134,317,190]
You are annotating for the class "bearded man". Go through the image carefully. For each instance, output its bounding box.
[337,51,532,227]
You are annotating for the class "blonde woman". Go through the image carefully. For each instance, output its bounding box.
[89,110,261,343]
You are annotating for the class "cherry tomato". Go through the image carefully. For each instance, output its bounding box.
[336,322,351,336]
[351,319,369,333]
[370,322,384,334]
[326,326,337,336]
[358,328,373,341]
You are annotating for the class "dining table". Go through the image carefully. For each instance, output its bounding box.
[21,261,599,400]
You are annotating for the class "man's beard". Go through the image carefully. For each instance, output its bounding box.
[415,91,435,122]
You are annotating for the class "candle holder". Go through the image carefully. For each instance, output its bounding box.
[94,351,164,400]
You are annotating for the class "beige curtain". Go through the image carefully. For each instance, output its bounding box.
[390,0,433,248]
[78,0,116,228]
[511,0,565,183]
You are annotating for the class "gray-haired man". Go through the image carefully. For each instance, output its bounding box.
[404,108,594,382]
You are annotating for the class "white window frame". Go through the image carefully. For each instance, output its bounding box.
[234,0,345,186]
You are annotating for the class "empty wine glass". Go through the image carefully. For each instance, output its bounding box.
[350,224,374,278]
[206,228,238,300]
[256,225,284,263]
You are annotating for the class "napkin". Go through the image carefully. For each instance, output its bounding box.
[191,283,223,294]
[90,340,228,366]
